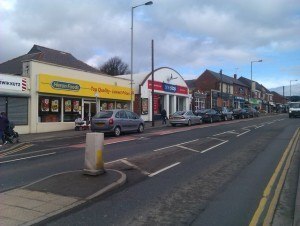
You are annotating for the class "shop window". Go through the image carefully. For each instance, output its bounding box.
[39,96,61,122]
[63,99,81,122]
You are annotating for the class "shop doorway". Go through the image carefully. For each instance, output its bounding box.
[83,102,96,123]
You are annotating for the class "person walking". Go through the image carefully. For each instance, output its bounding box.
[0,112,9,145]
[161,109,167,125]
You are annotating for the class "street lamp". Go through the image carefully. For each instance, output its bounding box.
[290,79,298,99]
[130,1,153,111]
[250,59,262,98]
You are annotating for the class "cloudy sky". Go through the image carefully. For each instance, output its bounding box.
[1,0,300,89]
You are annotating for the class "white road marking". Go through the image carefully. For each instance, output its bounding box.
[105,158,127,165]
[153,139,199,152]
[0,152,56,164]
[255,125,265,129]
[148,162,181,177]
[177,145,200,153]
[200,140,228,154]
[207,137,227,142]
[121,159,150,175]
[237,130,250,137]
[213,130,238,136]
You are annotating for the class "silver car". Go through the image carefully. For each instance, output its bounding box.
[169,110,202,127]
[91,109,144,136]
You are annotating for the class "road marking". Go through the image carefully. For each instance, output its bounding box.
[106,158,127,165]
[255,125,264,129]
[200,140,228,153]
[0,152,56,164]
[120,159,150,175]
[207,137,227,142]
[177,145,200,153]
[236,130,250,137]
[213,130,238,136]
[0,144,33,157]
[148,162,181,177]
[153,139,199,152]
[249,128,300,226]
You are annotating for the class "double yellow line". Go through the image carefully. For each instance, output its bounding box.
[0,143,33,157]
[249,127,300,226]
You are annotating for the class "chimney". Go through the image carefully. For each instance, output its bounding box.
[234,74,237,80]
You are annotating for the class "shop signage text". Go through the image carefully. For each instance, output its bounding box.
[51,81,80,91]
[148,80,188,95]
[39,74,132,101]
[0,74,27,92]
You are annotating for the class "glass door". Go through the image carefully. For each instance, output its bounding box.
[83,102,96,124]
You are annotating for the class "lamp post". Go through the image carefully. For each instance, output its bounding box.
[250,59,262,99]
[130,1,153,111]
[290,79,298,100]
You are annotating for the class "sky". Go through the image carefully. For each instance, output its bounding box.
[1,0,300,90]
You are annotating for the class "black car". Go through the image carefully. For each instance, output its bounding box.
[195,109,221,123]
[244,107,259,117]
[232,108,249,119]
[215,107,234,121]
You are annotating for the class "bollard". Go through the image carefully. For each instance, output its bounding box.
[83,133,105,176]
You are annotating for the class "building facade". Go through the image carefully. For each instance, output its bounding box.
[118,67,190,121]
[0,45,132,134]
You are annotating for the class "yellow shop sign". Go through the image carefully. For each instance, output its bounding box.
[38,74,132,101]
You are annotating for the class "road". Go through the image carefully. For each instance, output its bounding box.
[0,114,299,225]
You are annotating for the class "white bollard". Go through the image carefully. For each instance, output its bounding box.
[83,133,105,176]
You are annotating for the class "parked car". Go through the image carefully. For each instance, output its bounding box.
[169,110,202,127]
[195,109,221,123]
[244,107,259,117]
[91,109,144,136]
[214,107,234,121]
[232,108,249,119]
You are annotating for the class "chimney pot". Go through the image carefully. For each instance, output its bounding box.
[234,74,237,79]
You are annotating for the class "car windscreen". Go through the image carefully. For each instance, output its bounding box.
[94,111,113,118]
[290,103,300,108]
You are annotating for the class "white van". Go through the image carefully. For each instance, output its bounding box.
[289,102,300,118]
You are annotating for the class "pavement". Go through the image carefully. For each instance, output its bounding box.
[0,116,300,225]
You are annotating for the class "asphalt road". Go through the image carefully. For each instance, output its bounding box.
[0,114,299,225]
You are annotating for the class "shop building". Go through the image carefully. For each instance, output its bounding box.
[0,45,132,134]
[117,67,190,121]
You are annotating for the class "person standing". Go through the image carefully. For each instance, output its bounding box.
[161,109,167,125]
[0,112,9,145]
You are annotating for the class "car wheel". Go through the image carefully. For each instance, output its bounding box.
[224,116,227,121]
[137,124,144,133]
[241,114,245,119]
[171,124,176,127]
[210,117,213,123]
[114,127,121,137]
[231,115,234,120]
[188,120,191,126]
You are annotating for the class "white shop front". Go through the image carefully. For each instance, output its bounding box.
[119,67,189,121]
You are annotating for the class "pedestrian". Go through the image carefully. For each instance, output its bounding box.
[0,112,9,145]
[161,109,167,125]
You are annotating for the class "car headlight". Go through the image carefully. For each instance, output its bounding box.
[289,110,292,113]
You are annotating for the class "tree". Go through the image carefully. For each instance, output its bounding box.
[99,56,130,76]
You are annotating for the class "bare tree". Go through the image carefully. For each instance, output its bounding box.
[99,56,130,76]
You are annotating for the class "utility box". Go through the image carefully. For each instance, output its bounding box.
[83,133,105,176]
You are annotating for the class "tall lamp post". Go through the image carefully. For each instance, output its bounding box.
[290,79,298,100]
[130,1,153,111]
[250,59,262,99]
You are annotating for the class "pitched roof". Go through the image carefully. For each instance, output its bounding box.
[238,76,271,93]
[0,45,101,75]
[185,79,196,89]
[206,69,247,87]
